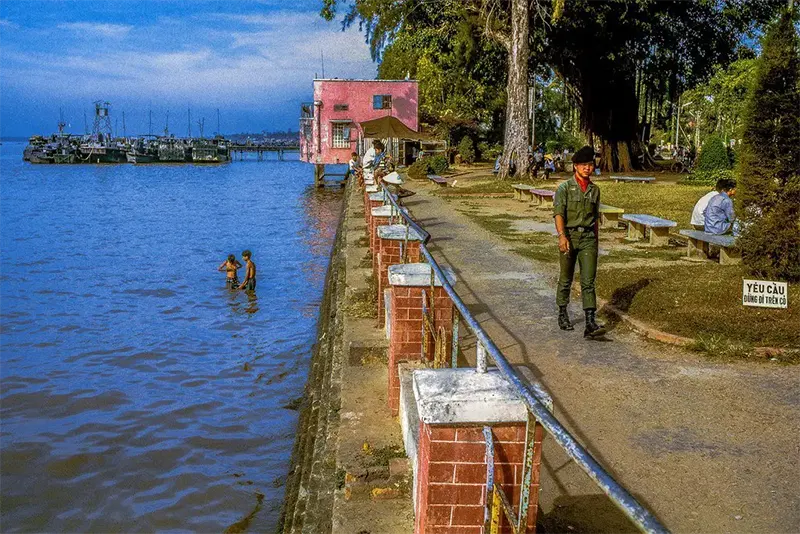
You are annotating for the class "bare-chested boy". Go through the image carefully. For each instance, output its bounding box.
[238,250,256,291]
[218,254,242,289]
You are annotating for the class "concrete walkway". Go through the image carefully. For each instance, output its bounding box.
[404,187,800,533]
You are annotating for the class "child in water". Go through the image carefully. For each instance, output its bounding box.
[239,250,256,291]
[218,254,242,289]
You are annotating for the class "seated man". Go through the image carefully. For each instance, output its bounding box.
[704,178,737,235]
[690,179,723,231]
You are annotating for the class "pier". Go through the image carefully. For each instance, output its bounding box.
[229,144,300,161]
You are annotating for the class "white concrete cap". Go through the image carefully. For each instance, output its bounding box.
[377,224,424,241]
[413,368,530,424]
[383,171,404,185]
[365,185,379,193]
[369,191,396,202]
[388,263,456,287]
[371,205,408,217]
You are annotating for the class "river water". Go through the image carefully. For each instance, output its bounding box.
[0,143,343,532]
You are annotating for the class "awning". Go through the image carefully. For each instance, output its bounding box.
[359,115,427,140]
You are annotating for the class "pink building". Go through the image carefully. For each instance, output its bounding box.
[299,79,419,168]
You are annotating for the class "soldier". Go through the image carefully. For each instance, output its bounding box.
[553,146,606,338]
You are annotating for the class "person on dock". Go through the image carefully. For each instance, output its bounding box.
[346,151,360,180]
[218,254,242,289]
[238,250,257,291]
[553,145,606,339]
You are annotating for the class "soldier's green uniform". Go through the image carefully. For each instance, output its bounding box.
[553,176,600,310]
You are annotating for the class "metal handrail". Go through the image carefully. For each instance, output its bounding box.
[379,183,669,534]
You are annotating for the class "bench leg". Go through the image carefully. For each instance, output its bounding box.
[527,192,537,204]
[719,247,741,265]
[514,190,521,201]
[649,227,671,246]
[686,238,710,260]
[601,213,619,230]
[627,222,645,241]
[543,198,554,209]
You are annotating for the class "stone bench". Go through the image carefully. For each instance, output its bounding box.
[512,183,535,201]
[611,175,655,184]
[427,174,448,186]
[599,204,625,229]
[531,189,555,207]
[678,229,740,265]
[622,214,677,246]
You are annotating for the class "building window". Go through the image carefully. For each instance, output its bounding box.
[332,122,351,148]
[373,95,393,109]
[334,104,349,111]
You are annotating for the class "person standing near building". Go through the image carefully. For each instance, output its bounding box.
[553,146,606,338]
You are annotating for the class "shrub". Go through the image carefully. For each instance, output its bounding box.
[407,158,430,180]
[737,10,800,282]
[478,142,503,162]
[429,154,449,174]
[681,168,735,186]
[457,136,476,164]
[692,134,731,183]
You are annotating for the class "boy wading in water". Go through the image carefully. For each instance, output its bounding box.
[218,254,242,289]
[239,250,256,291]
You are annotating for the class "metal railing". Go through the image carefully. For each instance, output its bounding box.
[379,183,669,534]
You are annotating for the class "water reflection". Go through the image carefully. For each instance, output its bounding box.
[0,145,342,532]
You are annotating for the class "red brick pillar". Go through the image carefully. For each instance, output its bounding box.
[370,205,408,256]
[363,184,378,225]
[386,263,456,416]
[375,224,422,327]
[408,369,547,534]
[366,191,391,234]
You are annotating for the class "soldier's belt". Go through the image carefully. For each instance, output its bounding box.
[566,226,594,233]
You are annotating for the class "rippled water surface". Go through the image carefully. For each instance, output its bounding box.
[0,143,342,532]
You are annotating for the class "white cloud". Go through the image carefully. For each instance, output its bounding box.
[57,22,133,38]
[0,19,20,29]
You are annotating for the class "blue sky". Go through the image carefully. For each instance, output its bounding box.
[0,0,376,137]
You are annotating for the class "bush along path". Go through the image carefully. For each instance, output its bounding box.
[402,184,800,534]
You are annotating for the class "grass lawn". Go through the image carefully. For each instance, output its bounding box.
[596,264,800,351]
[597,182,709,230]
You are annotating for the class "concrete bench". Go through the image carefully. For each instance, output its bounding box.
[512,183,535,201]
[611,175,655,184]
[599,204,625,229]
[427,174,448,187]
[678,229,740,265]
[622,214,677,246]
[531,189,555,207]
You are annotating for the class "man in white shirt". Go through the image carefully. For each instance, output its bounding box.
[691,180,722,231]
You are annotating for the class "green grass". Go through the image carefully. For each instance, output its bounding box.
[596,264,800,349]
[598,182,709,230]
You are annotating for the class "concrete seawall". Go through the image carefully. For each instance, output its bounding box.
[280,178,415,533]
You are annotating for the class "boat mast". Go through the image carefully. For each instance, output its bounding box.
[165,110,170,136]
[122,111,127,138]
[188,105,192,138]
[217,108,220,136]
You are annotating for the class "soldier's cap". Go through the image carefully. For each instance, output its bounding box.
[572,146,595,164]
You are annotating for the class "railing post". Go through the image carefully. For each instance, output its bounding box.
[476,341,488,373]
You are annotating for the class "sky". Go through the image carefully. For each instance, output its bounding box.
[0,0,377,137]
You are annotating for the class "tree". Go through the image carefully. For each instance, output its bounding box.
[737,9,800,282]
[690,134,733,185]
[320,0,565,179]
[544,0,784,171]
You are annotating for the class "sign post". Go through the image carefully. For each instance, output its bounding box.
[742,279,788,309]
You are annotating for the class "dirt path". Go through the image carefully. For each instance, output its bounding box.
[404,185,800,533]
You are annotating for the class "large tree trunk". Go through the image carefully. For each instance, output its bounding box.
[499,0,530,179]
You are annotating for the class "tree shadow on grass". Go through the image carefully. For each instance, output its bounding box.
[601,278,652,332]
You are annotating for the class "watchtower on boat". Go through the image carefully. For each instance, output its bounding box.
[299,79,419,183]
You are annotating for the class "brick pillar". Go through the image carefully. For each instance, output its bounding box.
[407,369,548,534]
[375,224,423,327]
[370,205,407,256]
[366,191,391,235]
[387,263,456,416]
[363,184,378,226]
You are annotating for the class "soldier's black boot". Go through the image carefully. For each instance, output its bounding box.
[558,306,574,331]
[584,308,606,338]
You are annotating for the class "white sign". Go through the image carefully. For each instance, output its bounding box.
[742,279,788,309]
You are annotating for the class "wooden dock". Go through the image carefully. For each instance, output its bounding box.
[229,144,300,161]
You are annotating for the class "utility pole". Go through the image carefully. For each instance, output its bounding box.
[528,80,536,149]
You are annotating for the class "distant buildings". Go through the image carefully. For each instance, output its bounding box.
[299,79,419,165]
